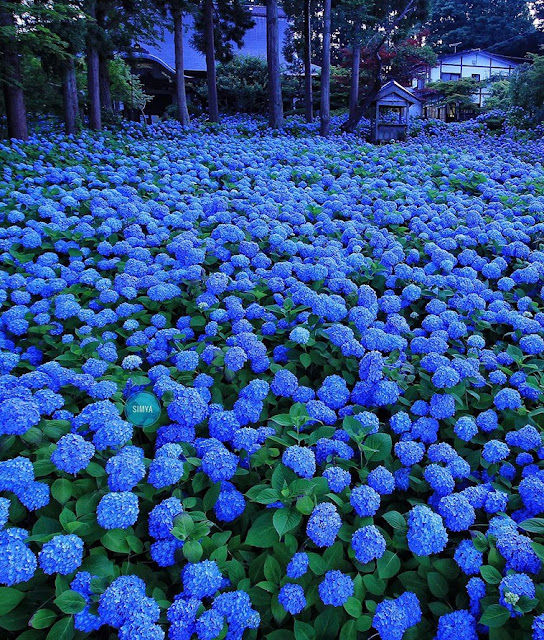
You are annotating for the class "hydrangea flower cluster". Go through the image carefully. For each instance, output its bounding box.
[1,117,544,637]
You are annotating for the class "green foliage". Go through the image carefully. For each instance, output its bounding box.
[427,78,483,109]
[509,55,544,124]
[191,0,255,63]
[216,55,268,114]
[108,56,152,111]
[484,79,512,111]
[427,0,534,53]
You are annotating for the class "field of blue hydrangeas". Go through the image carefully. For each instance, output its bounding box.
[1,116,544,640]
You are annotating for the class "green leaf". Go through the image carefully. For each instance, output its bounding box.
[480,565,503,585]
[343,597,362,618]
[472,531,489,552]
[264,555,282,584]
[356,616,372,632]
[300,353,312,368]
[51,479,72,504]
[377,551,401,579]
[270,414,293,427]
[294,619,315,640]
[364,433,392,462]
[479,604,511,628]
[86,462,105,478]
[30,609,57,630]
[428,602,451,617]
[382,511,406,530]
[427,572,449,598]
[203,483,221,512]
[363,574,386,595]
[0,588,24,616]
[339,620,357,640]
[314,608,341,640]
[54,591,86,615]
[183,540,203,563]
[245,512,280,548]
[100,529,130,554]
[80,553,114,578]
[273,508,301,537]
[46,616,74,640]
[271,464,289,492]
[296,496,314,515]
[519,518,544,534]
[251,488,282,505]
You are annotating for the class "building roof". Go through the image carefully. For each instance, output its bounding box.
[135,5,291,74]
[372,81,421,105]
[437,49,520,67]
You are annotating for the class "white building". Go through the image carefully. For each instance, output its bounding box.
[415,49,520,120]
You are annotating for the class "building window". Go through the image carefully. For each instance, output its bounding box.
[440,72,460,81]
[471,73,481,81]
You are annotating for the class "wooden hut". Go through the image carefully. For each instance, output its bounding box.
[370,81,421,143]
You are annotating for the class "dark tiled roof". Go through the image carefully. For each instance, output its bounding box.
[137,5,290,73]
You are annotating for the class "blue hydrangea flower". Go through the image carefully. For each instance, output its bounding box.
[318,570,353,606]
[0,398,40,435]
[38,534,84,575]
[435,610,477,640]
[51,434,95,474]
[282,446,316,478]
[407,505,448,556]
[307,502,341,548]
[350,485,380,517]
[454,539,483,575]
[97,492,139,529]
[323,466,351,492]
[352,525,386,564]
[278,583,306,615]
[286,552,309,579]
[372,591,421,640]
[182,560,223,599]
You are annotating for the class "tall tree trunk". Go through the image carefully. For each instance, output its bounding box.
[99,53,113,116]
[320,0,331,136]
[86,0,101,130]
[172,4,190,125]
[341,0,417,132]
[266,0,283,129]
[0,3,29,140]
[204,0,219,122]
[62,57,79,135]
[303,0,313,123]
[349,43,361,122]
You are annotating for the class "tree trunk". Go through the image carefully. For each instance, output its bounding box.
[319,0,331,136]
[0,3,29,140]
[99,53,113,116]
[62,57,79,135]
[266,0,283,129]
[349,43,361,122]
[204,0,219,122]
[341,0,417,132]
[86,0,101,130]
[303,0,312,123]
[172,4,190,126]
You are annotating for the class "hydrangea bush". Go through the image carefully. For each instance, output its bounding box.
[0,117,544,639]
